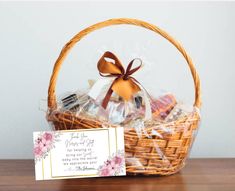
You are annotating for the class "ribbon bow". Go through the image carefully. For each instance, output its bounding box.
[97,51,142,109]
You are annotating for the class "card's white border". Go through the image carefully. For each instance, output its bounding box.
[38,128,121,179]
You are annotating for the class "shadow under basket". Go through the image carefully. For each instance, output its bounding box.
[47,18,201,176]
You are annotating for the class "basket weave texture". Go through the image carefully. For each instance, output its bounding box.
[47,18,201,176]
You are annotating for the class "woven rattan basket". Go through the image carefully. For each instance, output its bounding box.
[47,18,201,176]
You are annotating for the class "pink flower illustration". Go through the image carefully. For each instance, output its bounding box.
[34,146,43,157]
[39,137,52,152]
[43,132,53,141]
[113,156,123,166]
[98,153,125,176]
[100,166,112,176]
[34,132,59,161]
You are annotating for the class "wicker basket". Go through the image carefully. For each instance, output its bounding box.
[47,18,201,176]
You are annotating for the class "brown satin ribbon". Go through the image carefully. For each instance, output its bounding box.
[97,51,142,109]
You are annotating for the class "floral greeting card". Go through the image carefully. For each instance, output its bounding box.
[33,127,126,180]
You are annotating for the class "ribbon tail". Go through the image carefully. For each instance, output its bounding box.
[102,87,113,109]
[101,79,118,109]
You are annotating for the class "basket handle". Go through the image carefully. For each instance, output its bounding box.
[48,18,201,110]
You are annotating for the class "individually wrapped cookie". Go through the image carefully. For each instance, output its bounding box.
[165,103,194,122]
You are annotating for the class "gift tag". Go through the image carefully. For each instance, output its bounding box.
[33,127,126,180]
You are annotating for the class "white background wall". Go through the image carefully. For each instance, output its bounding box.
[0,1,234,159]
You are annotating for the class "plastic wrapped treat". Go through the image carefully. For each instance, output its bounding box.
[151,94,177,120]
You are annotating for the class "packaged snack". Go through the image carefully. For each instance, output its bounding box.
[151,94,177,120]
[165,103,194,122]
